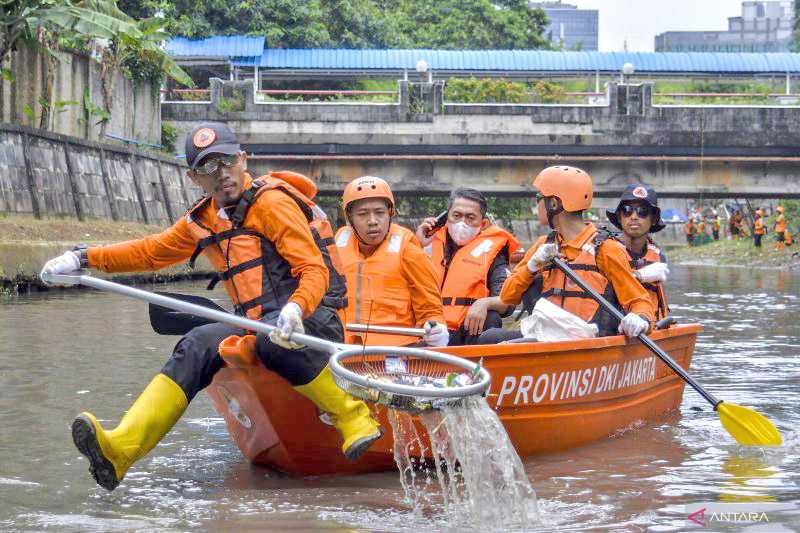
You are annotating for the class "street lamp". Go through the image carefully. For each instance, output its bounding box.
[621,62,634,83]
[416,59,432,83]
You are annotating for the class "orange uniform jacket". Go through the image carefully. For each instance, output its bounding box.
[775,214,786,233]
[629,240,669,321]
[87,174,329,318]
[501,223,656,327]
[754,217,765,235]
[335,223,445,346]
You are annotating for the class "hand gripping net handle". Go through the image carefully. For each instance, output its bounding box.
[329,345,491,399]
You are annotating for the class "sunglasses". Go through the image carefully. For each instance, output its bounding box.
[195,154,238,176]
[619,204,652,218]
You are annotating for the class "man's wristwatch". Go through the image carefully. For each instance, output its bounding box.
[71,244,89,269]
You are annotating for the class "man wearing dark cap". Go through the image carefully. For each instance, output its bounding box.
[40,122,382,491]
[606,184,670,321]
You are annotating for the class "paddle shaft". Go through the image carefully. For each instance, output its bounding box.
[346,323,426,337]
[42,273,339,354]
[551,257,721,408]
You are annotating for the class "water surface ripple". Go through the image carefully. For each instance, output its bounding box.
[1,265,798,531]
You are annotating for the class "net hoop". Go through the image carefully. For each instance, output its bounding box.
[329,345,491,400]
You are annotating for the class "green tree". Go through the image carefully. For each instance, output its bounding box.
[116,0,550,50]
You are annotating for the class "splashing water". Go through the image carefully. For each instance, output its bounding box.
[388,397,538,530]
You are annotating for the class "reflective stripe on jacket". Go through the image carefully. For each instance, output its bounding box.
[336,223,421,346]
[186,174,347,320]
[427,225,519,331]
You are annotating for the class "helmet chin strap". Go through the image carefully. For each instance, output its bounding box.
[545,200,564,230]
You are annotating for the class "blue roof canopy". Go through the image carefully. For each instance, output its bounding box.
[226,48,800,74]
[165,36,265,59]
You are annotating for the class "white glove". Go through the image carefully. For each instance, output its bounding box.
[40,251,81,285]
[269,302,305,350]
[527,243,558,273]
[618,312,649,338]
[423,321,449,347]
[636,262,669,283]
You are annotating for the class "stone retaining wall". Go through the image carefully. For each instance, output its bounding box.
[0,124,201,222]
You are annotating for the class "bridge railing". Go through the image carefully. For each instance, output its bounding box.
[254,89,399,104]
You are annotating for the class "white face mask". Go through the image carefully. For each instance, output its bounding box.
[447,221,480,246]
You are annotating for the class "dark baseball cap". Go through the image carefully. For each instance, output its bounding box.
[185,122,241,170]
[606,184,665,232]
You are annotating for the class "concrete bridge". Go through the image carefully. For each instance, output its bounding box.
[162,81,800,199]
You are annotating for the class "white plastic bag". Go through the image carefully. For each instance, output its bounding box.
[519,298,599,341]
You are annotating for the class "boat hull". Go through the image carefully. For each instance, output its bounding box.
[205,324,700,476]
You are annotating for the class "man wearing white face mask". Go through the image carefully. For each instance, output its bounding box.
[416,188,520,345]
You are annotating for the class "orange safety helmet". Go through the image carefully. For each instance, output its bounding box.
[533,165,593,212]
[756,209,763,217]
[777,205,784,213]
[342,176,395,213]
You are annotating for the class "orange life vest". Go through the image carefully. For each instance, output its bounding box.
[186,173,347,320]
[426,225,519,331]
[775,214,786,233]
[336,223,419,346]
[754,217,765,235]
[684,221,696,236]
[628,239,669,321]
[537,229,622,337]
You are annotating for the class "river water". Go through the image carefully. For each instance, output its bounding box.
[1,265,798,532]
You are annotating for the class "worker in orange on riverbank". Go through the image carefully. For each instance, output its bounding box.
[335,176,448,347]
[773,205,792,250]
[712,213,721,241]
[480,166,657,343]
[39,123,382,491]
[754,209,766,248]
[684,217,697,246]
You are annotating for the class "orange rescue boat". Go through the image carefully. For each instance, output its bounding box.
[205,324,700,476]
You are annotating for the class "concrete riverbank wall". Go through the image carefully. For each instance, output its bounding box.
[0,124,200,223]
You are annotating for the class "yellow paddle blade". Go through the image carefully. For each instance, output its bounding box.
[717,402,782,446]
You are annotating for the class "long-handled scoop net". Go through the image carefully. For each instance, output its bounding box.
[42,273,491,413]
[552,257,782,447]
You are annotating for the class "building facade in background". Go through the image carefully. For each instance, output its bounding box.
[531,2,599,51]
[655,1,794,52]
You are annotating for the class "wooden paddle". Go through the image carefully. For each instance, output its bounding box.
[149,292,222,335]
[552,257,782,447]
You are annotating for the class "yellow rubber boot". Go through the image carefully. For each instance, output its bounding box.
[295,365,383,461]
[71,373,188,491]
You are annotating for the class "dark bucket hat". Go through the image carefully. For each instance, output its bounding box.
[606,184,666,233]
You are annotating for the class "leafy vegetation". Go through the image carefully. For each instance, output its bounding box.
[2,0,192,134]
[116,0,550,50]
[160,121,177,153]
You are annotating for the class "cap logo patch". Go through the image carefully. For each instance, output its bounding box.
[632,186,648,199]
[193,128,216,149]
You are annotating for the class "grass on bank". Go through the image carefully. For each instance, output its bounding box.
[669,237,800,269]
[0,214,166,245]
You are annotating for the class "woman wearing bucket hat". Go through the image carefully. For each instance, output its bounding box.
[606,184,670,321]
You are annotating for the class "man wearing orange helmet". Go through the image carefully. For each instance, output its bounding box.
[335,176,448,347]
[753,209,765,248]
[773,205,790,250]
[491,165,656,341]
[40,123,382,491]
